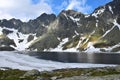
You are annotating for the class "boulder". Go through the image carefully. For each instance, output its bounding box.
[23,69,40,77]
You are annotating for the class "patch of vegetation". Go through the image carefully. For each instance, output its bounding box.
[90,68,120,76]
[1,66,120,80]
[79,33,100,50]
[79,33,107,50]
[0,34,16,50]
[29,33,60,51]
[62,35,80,50]
[62,32,108,51]
[0,69,25,80]
[0,34,7,39]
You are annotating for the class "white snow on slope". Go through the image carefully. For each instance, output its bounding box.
[108,6,114,14]
[49,38,69,52]
[101,19,120,38]
[85,14,90,18]
[0,27,3,34]
[92,8,105,18]
[75,30,79,35]
[85,42,101,53]
[63,13,68,20]
[48,38,79,52]
[64,47,79,52]
[103,43,120,52]
[69,16,80,22]
[7,29,29,50]
[1,27,36,51]
[113,19,120,30]
[101,25,115,38]
[0,51,116,71]
[96,20,99,27]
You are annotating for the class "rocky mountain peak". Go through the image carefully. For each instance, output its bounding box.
[0,0,120,52]
[36,13,56,22]
[59,10,84,19]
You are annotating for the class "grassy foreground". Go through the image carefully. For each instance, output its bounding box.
[0,66,120,80]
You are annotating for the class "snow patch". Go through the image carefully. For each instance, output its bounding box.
[49,38,69,52]
[92,8,105,18]
[101,25,115,38]
[2,27,36,51]
[0,27,3,35]
[69,16,80,22]
[13,21,17,25]
[102,19,120,38]
[85,42,100,53]
[63,13,68,20]
[57,37,61,41]
[63,48,79,52]
[103,43,120,52]
[75,30,79,35]
[108,6,114,14]
[76,22,81,26]
[92,13,98,18]
[113,19,120,30]
[85,15,90,18]
[96,20,99,27]
[76,40,80,48]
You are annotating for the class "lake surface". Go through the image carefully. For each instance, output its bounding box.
[24,52,120,64]
[0,51,116,71]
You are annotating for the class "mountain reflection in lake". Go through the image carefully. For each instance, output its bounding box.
[26,52,120,64]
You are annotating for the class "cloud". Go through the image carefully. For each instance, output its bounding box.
[66,0,91,14]
[55,1,68,12]
[0,0,53,21]
[0,0,91,21]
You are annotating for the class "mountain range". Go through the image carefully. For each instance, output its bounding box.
[0,0,120,52]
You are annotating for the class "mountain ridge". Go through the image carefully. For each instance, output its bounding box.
[0,0,120,52]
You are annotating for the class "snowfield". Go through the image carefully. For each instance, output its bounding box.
[0,51,116,71]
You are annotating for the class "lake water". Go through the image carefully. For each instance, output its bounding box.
[0,51,117,71]
[25,52,120,64]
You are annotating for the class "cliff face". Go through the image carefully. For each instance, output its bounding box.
[0,0,120,52]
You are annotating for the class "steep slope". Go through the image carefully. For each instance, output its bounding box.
[29,0,120,52]
[0,14,56,51]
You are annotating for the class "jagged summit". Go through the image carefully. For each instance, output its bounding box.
[36,13,56,22]
[0,0,120,52]
[59,10,84,17]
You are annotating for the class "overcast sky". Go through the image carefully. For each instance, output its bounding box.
[0,0,112,21]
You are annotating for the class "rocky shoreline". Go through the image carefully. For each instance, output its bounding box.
[58,74,120,80]
[1,66,120,80]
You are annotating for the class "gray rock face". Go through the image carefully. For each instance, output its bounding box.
[0,13,56,51]
[23,69,40,77]
[0,34,16,51]
[27,35,34,42]
[0,46,15,51]
[2,29,13,35]
[0,13,56,35]
[29,0,120,52]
